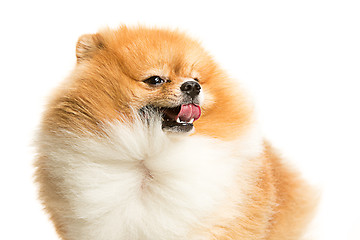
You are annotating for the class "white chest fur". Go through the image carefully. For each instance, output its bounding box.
[39,119,262,240]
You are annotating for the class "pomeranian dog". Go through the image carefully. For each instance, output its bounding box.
[34,26,317,240]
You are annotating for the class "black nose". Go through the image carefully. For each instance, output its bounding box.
[180,81,201,98]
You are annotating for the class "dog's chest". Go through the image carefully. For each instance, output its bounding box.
[42,118,263,240]
[60,134,241,239]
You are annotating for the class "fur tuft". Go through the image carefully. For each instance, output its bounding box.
[35,110,263,240]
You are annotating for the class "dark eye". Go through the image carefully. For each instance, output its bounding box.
[143,76,165,86]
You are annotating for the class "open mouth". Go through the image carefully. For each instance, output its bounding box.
[161,104,201,133]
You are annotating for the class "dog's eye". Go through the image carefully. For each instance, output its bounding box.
[143,76,165,86]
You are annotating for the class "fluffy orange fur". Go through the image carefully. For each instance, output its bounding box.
[207,142,317,239]
[35,26,317,239]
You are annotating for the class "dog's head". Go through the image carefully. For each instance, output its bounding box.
[73,26,221,134]
[46,26,253,139]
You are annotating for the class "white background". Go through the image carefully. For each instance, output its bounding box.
[1,0,359,239]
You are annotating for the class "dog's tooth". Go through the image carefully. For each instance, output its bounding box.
[189,118,194,124]
[176,117,181,123]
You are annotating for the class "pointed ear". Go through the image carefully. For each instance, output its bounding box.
[76,33,105,62]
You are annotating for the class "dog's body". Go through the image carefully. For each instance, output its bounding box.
[34,26,316,240]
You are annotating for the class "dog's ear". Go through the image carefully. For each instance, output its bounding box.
[76,33,105,63]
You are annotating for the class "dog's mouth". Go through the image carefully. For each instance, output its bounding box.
[161,104,201,133]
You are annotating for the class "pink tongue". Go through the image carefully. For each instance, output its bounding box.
[178,104,201,122]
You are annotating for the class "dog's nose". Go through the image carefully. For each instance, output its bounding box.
[180,81,201,98]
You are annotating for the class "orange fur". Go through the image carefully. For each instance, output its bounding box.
[204,142,318,239]
[35,26,317,239]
